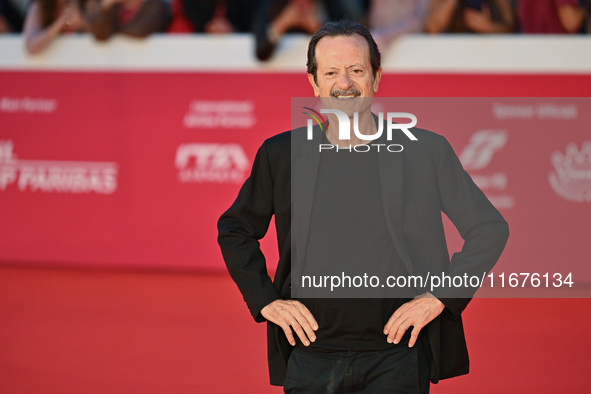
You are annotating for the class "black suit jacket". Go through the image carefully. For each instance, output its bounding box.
[218,122,509,386]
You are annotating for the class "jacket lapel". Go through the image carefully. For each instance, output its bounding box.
[291,126,321,282]
[377,119,415,276]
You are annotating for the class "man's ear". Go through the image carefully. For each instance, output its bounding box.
[308,73,320,97]
[373,67,383,93]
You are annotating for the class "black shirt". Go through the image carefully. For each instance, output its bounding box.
[298,135,411,352]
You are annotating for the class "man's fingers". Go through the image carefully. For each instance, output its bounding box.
[383,316,397,337]
[261,300,318,347]
[293,314,316,344]
[281,324,296,346]
[297,303,319,331]
[280,314,314,347]
[388,319,411,344]
[384,294,445,346]
[383,307,405,335]
[383,316,394,335]
[293,304,317,343]
[408,325,423,348]
[288,318,312,346]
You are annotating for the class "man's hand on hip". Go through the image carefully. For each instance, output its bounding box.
[261,300,318,347]
[384,293,445,347]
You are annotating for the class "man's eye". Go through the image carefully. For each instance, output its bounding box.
[353,69,363,74]
[326,72,336,77]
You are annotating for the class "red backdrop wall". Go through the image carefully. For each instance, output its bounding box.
[1,72,590,289]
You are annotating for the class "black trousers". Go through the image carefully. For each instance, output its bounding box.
[284,340,430,394]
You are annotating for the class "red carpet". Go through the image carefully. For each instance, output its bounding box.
[0,267,589,393]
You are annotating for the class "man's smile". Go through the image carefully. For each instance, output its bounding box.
[331,89,362,99]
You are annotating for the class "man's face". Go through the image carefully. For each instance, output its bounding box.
[308,34,382,114]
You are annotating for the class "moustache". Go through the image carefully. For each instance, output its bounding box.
[330,89,361,97]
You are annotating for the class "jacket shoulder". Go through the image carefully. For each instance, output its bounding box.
[256,130,293,167]
[399,127,454,159]
[410,127,448,146]
[262,130,291,150]
[260,126,312,159]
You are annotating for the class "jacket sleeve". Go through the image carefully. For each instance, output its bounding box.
[217,141,281,322]
[434,136,510,318]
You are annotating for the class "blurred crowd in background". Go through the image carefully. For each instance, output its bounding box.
[0,0,589,57]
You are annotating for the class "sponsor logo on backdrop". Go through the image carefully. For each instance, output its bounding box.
[183,100,256,129]
[0,141,118,194]
[459,130,514,209]
[460,129,506,170]
[492,102,578,120]
[549,141,591,202]
[175,143,249,184]
[0,97,58,114]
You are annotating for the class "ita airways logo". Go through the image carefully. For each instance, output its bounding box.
[460,130,508,170]
[0,140,118,194]
[175,143,249,184]
[459,130,514,209]
[549,141,591,202]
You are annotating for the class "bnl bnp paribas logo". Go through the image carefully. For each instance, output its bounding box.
[302,107,418,152]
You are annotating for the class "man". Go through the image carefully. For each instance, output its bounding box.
[218,20,509,393]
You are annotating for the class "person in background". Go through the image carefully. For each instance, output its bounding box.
[425,0,515,33]
[582,0,591,32]
[84,0,170,41]
[23,0,87,53]
[181,0,258,33]
[254,0,370,61]
[254,0,321,61]
[0,1,9,31]
[369,0,431,52]
[517,0,587,33]
[0,12,6,31]
[1,0,30,32]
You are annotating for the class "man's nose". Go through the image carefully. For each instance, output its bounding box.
[336,72,353,90]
